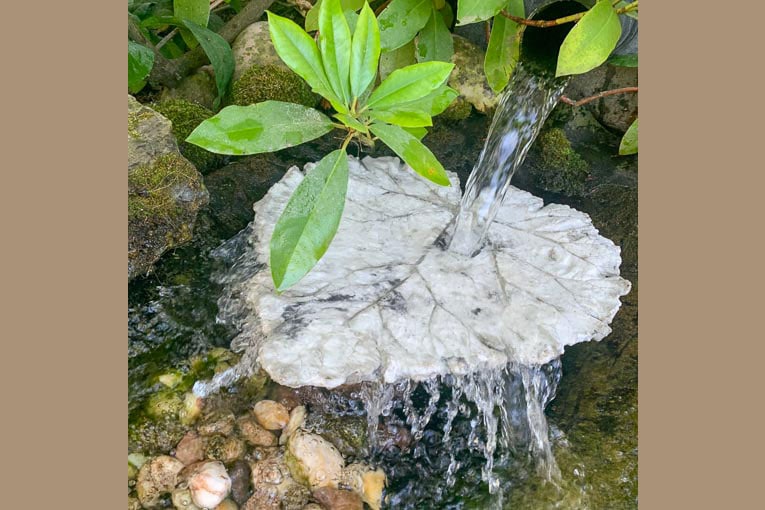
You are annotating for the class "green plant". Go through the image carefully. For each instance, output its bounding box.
[187,0,457,290]
[128,0,236,108]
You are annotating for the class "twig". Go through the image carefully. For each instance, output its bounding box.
[155,28,179,51]
[559,86,638,107]
[374,0,392,16]
[500,0,637,28]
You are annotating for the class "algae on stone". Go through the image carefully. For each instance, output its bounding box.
[231,64,318,108]
[150,99,223,174]
[530,128,590,196]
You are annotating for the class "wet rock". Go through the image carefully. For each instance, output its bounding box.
[128,95,208,280]
[285,430,345,490]
[265,384,302,411]
[175,431,206,465]
[339,464,385,510]
[313,487,363,510]
[237,414,278,447]
[160,66,218,111]
[231,22,284,81]
[566,64,638,133]
[228,460,252,505]
[183,461,232,509]
[448,35,498,115]
[303,505,323,510]
[231,64,319,108]
[376,423,412,452]
[150,99,223,174]
[129,416,191,456]
[128,495,142,510]
[253,400,290,431]
[198,413,236,437]
[172,488,201,509]
[250,450,311,509]
[214,499,238,510]
[303,414,367,457]
[203,156,285,239]
[205,434,247,464]
[280,406,307,446]
[136,455,185,508]
[529,128,590,196]
[129,453,147,480]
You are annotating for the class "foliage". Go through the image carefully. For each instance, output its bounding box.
[187,0,456,290]
[555,0,622,77]
[127,0,235,104]
[619,118,638,155]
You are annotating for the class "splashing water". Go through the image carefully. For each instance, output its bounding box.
[357,361,563,508]
[449,62,568,256]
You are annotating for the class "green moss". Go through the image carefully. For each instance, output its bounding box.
[128,153,200,228]
[531,128,590,196]
[439,96,473,121]
[150,99,222,174]
[128,107,155,139]
[231,64,319,108]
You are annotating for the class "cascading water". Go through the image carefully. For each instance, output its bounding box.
[449,62,568,256]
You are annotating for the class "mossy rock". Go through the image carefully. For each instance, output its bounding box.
[448,35,498,115]
[159,66,218,111]
[150,99,223,174]
[529,128,590,196]
[439,96,473,121]
[128,96,208,280]
[230,64,319,108]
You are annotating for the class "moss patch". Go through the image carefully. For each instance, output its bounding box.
[128,153,200,224]
[150,99,222,174]
[530,128,590,196]
[231,64,319,108]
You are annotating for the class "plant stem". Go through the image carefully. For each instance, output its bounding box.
[559,86,638,107]
[500,0,637,28]
[155,28,179,51]
[374,0,392,16]
[341,130,355,150]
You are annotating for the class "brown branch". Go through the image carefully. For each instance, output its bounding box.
[129,0,276,89]
[374,0,392,16]
[559,87,638,107]
[500,0,637,28]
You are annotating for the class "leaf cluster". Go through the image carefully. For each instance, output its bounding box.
[187,0,458,290]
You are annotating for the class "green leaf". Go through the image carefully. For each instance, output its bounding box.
[379,40,416,81]
[456,0,507,25]
[402,126,427,140]
[349,2,380,101]
[378,0,432,52]
[319,0,353,105]
[345,9,359,33]
[369,108,432,127]
[270,149,349,291]
[619,118,638,155]
[370,122,450,185]
[374,85,457,119]
[416,5,454,63]
[367,61,454,109]
[556,0,622,77]
[608,53,638,67]
[439,2,454,28]
[128,41,155,93]
[267,11,347,113]
[334,113,369,133]
[187,101,335,155]
[306,0,365,32]
[182,20,235,109]
[174,0,210,48]
[484,0,523,93]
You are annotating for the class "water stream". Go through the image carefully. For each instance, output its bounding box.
[449,62,568,256]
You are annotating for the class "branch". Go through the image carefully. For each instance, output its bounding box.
[134,0,276,89]
[500,1,637,28]
[559,86,638,107]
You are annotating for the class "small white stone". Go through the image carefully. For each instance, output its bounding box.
[186,461,232,509]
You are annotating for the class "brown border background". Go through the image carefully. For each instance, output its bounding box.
[1,0,763,507]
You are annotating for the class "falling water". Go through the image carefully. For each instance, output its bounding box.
[449,62,568,256]
[359,361,563,507]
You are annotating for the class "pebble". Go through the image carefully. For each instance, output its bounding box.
[313,487,364,510]
[237,414,278,447]
[228,460,252,505]
[136,455,185,509]
[175,431,206,465]
[184,461,232,509]
[253,400,290,430]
